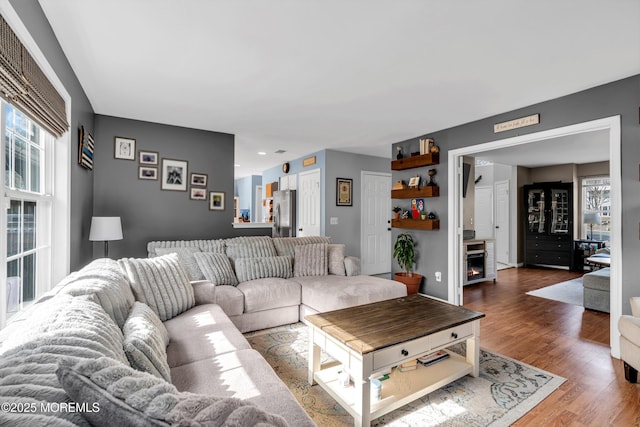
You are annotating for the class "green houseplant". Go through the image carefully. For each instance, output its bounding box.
[393,232,423,295]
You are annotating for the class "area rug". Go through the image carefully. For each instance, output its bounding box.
[526,277,583,307]
[245,323,565,427]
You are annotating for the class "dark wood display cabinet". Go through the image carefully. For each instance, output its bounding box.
[523,182,573,268]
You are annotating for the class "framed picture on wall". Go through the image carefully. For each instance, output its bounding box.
[161,158,188,191]
[114,136,136,160]
[139,150,158,165]
[209,191,225,211]
[138,166,157,180]
[190,173,208,187]
[190,187,207,200]
[336,178,352,206]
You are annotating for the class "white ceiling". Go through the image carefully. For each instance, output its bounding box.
[39,0,640,177]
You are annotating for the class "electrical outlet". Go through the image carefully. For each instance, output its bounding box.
[330,217,338,225]
[435,271,442,282]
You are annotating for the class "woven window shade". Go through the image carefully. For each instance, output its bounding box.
[0,15,68,137]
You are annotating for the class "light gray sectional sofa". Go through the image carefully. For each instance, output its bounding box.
[0,236,405,425]
[147,236,407,333]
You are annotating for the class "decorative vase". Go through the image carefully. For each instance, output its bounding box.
[393,212,400,220]
[394,272,423,295]
[421,213,427,220]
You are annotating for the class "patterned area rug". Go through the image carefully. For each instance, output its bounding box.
[245,323,565,427]
[526,277,583,307]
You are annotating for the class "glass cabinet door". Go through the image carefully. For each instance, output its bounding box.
[550,188,570,234]
[526,189,545,233]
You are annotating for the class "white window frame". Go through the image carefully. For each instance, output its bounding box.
[581,175,610,242]
[0,2,71,328]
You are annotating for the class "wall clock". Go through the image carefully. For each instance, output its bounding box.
[282,162,290,173]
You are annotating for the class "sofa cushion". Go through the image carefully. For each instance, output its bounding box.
[225,236,277,264]
[214,285,245,317]
[56,357,287,427]
[272,236,332,257]
[237,278,301,313]
[294,243,328,277]
[327,244,346,276]
[118,254,195,322]
[294,275,407,313]
[193,252,238,286]
[235,256,293,282]
[123,302,171,381]
[147,239,226,258]
[170,349,313,426]
[583,267,610,291]
[56,258,135,329]
[163,304,251,367]
[154,247,203,281]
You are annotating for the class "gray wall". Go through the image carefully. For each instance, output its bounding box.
[93,115,241,259]
[9,0,96,271]
[325,150,389,258]
[392,74,640,308]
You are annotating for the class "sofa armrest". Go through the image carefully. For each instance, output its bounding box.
[191,280,216,305]
[344,256,361,276]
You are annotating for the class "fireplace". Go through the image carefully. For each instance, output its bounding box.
[467,252,485,281]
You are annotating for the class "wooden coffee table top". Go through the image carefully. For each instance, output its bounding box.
[305,294,485,354]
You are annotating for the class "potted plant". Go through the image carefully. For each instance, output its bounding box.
[392,206,402,220]
[393,232,423,295]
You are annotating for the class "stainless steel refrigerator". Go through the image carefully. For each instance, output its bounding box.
[272,190,296,237]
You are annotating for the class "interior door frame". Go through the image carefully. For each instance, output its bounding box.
[360,171,392,275]
[447,116,622,358]
[494,179,511,265]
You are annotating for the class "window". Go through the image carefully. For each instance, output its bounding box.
[3,103,53,322]
[581,176,610,243]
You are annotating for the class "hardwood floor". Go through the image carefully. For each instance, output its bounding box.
[463,267,640,426]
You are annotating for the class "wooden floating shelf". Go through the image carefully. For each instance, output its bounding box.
[392,218,440,230]
[391,186,440,199]
[391,153,439,170]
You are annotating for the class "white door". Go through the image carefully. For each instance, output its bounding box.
[495,180,510,265]
[474,187,494,239]
[361,172,392,275]
[298,169,321,236]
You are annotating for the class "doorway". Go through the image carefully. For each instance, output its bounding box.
[360,171,392,275]
[447,116,622,357]
[298,168,321,236]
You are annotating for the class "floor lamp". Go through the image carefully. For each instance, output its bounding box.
[583,212,601,240]
[89,216,123,257]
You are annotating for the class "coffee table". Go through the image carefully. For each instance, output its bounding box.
[305,294,485,426]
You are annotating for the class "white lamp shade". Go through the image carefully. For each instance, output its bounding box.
[89,217,123,241]
[583,212,602,225]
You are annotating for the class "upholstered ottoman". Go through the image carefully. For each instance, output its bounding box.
[583,267,610,313]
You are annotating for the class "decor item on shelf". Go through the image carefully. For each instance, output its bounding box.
[421,212,427,220]
[114,136,135,160]
[419,138,433,155]
[411,198,425,219]
[584,212,602,240]
[427,168,437,186]
[392,180,406,190]
[429,140,440,153]
[336,178,353,206]
[408,176,420,189]
[396,146,403,160]
[392,206,402,220]
[89,216,123,257]
[427,211,436,219]
[401,210,410,219]
[393,232,422,295]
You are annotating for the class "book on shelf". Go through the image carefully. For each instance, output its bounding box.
[418,351,450,367]
[397,359,418,372]
[397,365,417,372]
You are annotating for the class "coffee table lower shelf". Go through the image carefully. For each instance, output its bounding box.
[313,351,472,421]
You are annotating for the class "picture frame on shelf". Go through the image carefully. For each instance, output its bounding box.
[190,173,208,187]
[408,176,420,188]
[114,136,136,160]
[138,166,157,180]
[161,158,188,191]
[209,191,225,211]
[190,187,207,200]
[336,178,352,206]
[139,150,158,165]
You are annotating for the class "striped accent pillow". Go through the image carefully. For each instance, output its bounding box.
[193,252,238,286]
[155,247,203,281]
[294,243,328,277]
[234,256,293,283]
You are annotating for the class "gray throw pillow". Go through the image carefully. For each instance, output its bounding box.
[56,357,288,427]
[193,252,239,286]
[118,254,195,321]
[327,244,346,276]
[234,256,293,282]
[154,247,204,281]
[294,243,328,277]
[123,302,171,381]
